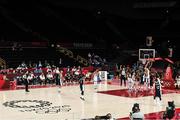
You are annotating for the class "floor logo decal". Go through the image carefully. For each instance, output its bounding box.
[3,100,71,114]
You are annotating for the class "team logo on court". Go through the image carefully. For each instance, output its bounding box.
[3,100,71,114]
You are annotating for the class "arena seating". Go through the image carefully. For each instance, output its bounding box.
[0,66,95,90]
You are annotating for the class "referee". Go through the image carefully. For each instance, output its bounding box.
[23,72,29,92]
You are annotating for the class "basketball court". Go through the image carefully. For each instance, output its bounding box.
[0,82,180,120]
[0,48,179,120]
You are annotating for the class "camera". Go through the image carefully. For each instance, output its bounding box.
[132,103,139,113]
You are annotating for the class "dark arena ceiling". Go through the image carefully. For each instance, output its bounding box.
[0,0,180,48]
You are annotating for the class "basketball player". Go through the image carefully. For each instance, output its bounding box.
[127,74,134,91]
[79,72,85,100]
[143,67,150,90]
[58,70,63,93]
[93,69,99,89]
[154,74,162,105]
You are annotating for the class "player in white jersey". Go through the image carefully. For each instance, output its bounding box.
[93,69,99,89]
[58,70,63,93]
[127,74,134,91]
[143,67,150,90]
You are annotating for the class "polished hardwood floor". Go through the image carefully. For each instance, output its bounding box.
[0,82,180,120]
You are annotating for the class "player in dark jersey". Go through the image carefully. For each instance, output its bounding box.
[79,72,85,100]
[154,74,162,105]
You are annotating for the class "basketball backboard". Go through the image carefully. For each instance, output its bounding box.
[139,49,155,61]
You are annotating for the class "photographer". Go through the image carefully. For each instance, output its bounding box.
[94,113,114,120]
[163,101,175,120]
[129,103,144,120]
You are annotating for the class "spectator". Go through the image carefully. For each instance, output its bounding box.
[175,74,180,89]
[38,61,42,68]
[46,71,54,85]
[129,103,144,120]
[21,61,27,70]
[39,73,46,85]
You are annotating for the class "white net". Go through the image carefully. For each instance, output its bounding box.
[141,59,146,65]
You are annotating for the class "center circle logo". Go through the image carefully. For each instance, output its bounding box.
[3,100,71,114]
[3,100,52,108]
